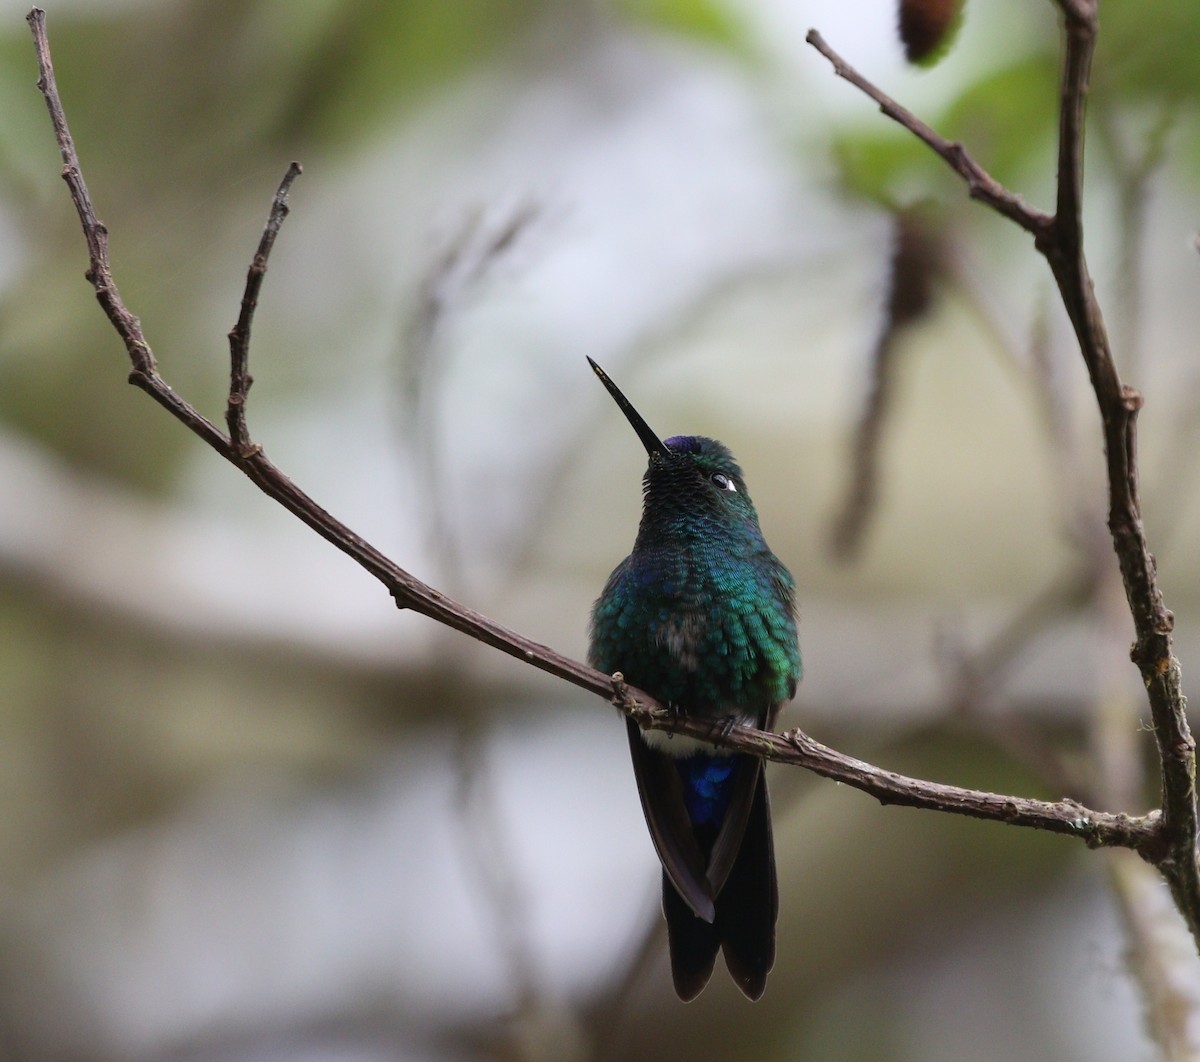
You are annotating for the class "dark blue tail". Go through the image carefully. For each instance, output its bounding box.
[664,758,777,1001]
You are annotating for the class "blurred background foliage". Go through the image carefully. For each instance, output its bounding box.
[2,0,1200,1059]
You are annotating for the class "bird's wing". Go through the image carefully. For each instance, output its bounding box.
[705,696,782,895]
[625,718,716,923]
[702,752,761,897]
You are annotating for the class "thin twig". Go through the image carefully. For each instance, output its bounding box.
[804,29,1054,240]
[830,208,941,561]
[453,724,546,1036]
[1094,100,1175,382]
[28,7,156,379]
[1108,850,1200,1058]
[227,161,302,454]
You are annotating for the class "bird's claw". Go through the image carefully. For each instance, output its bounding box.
[608,671,628,708]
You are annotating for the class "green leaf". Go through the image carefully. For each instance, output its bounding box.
[279,0,551,147]
[1098,0,1200,103]
[828,52,1058,207]
[830,127,939,207]
[937,52,1059,185]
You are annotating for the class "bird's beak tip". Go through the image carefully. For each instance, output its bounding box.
[587,358,669,458]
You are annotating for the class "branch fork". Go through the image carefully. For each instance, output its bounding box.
[806,4,1198,940]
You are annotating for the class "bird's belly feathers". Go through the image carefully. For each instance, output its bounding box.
[589,548,799,757]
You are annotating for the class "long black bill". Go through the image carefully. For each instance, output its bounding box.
[587,357,672,459]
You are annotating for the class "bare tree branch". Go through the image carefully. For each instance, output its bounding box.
[804,29,1054,239]
[807,2,1199,944]
[23,5,1180,910]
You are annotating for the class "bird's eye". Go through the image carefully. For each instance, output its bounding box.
[710,472,737,492]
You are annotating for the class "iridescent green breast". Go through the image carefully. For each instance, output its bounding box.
[589,536,800,721]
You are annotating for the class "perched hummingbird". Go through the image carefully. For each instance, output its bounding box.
[586,357,801,1001]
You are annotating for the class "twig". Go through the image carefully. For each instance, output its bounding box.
[452,724,548,1041]
[1108,850,1200,1058]
[830,208,941,561]
[23,7,1177,895]
[399,203,541,582]
[1094,100,1175,382]
[28,7,157,380]
[804,29,1054,240]
[227,161,302,454]
[807,3,1200,945]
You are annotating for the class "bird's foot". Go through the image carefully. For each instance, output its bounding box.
[714,715,741,740]
[607,671,628,709]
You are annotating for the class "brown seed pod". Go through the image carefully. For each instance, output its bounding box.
[898,0,964,65]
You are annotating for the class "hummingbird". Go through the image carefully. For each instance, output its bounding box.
[586,357,801,1001]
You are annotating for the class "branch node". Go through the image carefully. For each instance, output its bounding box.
[608,672,668,731]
